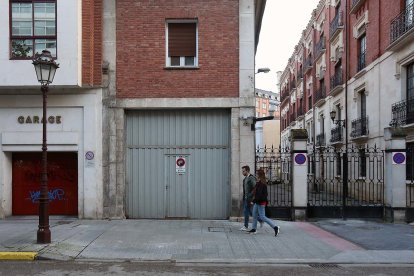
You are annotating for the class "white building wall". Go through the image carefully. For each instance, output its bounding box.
[0,0,80,87]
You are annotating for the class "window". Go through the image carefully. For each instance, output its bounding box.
[256,112,260,117]
[360,92,366,119]
[166,21,198,67]
[256,100,259,108]
[10,1,57,59]
[407,63,414,124]
[262,103,267,109]
[357,34,366,71]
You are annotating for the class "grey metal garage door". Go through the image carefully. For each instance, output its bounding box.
[126,109,230,219]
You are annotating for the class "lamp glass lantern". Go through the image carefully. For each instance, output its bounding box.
[33,50,59,86]
[330,110,337,122]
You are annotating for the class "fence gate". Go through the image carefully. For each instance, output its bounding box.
[255,146,292,219]
[307,146,385,219]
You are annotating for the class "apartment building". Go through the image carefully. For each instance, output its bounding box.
[0,0,104,218]
[102,0,266,219]
[279,0,414,220]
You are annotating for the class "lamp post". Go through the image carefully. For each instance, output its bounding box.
[330,109,346,128]
[32,50,59,244]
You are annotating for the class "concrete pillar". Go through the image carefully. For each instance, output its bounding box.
[290,129,308,221]
[384,127,407,223]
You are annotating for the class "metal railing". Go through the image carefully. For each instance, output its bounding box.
[315,36,326,58]
[297,105,304,117]
[330,126,343,143]
[351,116,369,138]
[390,98,414,126]
[314,86,326,104]
[330,68,343,90]
[316,133,326,147]
[330,11,343,38]
[390,1,414,44]
[357,50,366,72]
[289,113,296,123]
[304,55,313,71]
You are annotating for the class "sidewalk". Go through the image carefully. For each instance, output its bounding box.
[0,217,413,264]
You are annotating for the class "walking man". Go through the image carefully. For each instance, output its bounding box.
[240,165,257,231]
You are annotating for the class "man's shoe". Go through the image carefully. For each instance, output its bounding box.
[248,229,257,234]
[239,226,249,231]
[259,221,264,228]
[274,226,280,237]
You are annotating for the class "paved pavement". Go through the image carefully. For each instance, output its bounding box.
[0,216,413,264]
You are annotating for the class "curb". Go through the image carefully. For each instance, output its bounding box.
[0,252,38,260]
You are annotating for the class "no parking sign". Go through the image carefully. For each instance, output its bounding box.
[176,156,186,174]
[392,152,406,165]
[294,153,307,166]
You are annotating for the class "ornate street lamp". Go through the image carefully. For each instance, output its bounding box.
[330,109,346,128]
[32,50,59,244]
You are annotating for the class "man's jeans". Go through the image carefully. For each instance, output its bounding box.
[243,199,263,228]
[243,199,251,228]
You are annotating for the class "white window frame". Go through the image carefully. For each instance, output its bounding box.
[165,19,198,68]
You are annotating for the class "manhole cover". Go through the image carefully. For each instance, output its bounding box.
[208,227,232,233]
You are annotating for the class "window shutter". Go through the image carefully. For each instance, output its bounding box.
[168,23,196,57]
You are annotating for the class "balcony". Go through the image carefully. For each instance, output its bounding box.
[350,0,366,14]
[330,11,344,40]
[389,2,414,51]
[330,68,343,96]
[330,126,343,144]
[351,116,369,139]
[314,36,326,60]
[297,105,304,119]
[314,86,326,107]
[316,133,326,147]
[390,98,414,127]
[357,50,366,72]
[304,56,313,73]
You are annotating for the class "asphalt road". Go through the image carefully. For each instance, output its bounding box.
[1,261,414,276]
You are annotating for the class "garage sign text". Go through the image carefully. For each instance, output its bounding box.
[17,115,62,124]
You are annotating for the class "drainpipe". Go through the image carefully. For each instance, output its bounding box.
[345,0,349,149]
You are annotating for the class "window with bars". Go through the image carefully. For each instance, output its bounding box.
[10,0,57,59]
[166,21,198,67]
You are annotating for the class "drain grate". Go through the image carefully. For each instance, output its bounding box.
[208,227,232,233]
[309,263,340,268]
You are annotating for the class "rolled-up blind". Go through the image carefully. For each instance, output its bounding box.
[168,23,196,57]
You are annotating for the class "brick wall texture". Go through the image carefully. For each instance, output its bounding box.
[116,0,239,98]
[82,0,102,86]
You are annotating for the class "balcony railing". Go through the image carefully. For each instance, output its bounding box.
[290,82,296,91]
[330,11,343,38]
[304,55,313,71]
[351,116,369,138]
[357,50,366,72]
[330,68,343,90]
[314,86,326,104]
[316,133,326,147]
[315,36,326,58]
[390,1,414,44]
[330,126,343,143]
[390,98,414,126]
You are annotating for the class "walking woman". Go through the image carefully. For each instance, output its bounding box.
[248,169,280,236]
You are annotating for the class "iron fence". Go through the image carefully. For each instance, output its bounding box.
[330,126,343,143]
[307,146,384,218]
[255,146,291,209]
[315,36,326,59]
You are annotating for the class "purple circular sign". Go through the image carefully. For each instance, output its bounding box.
[295,153,307,165]
[393,152,406,164]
